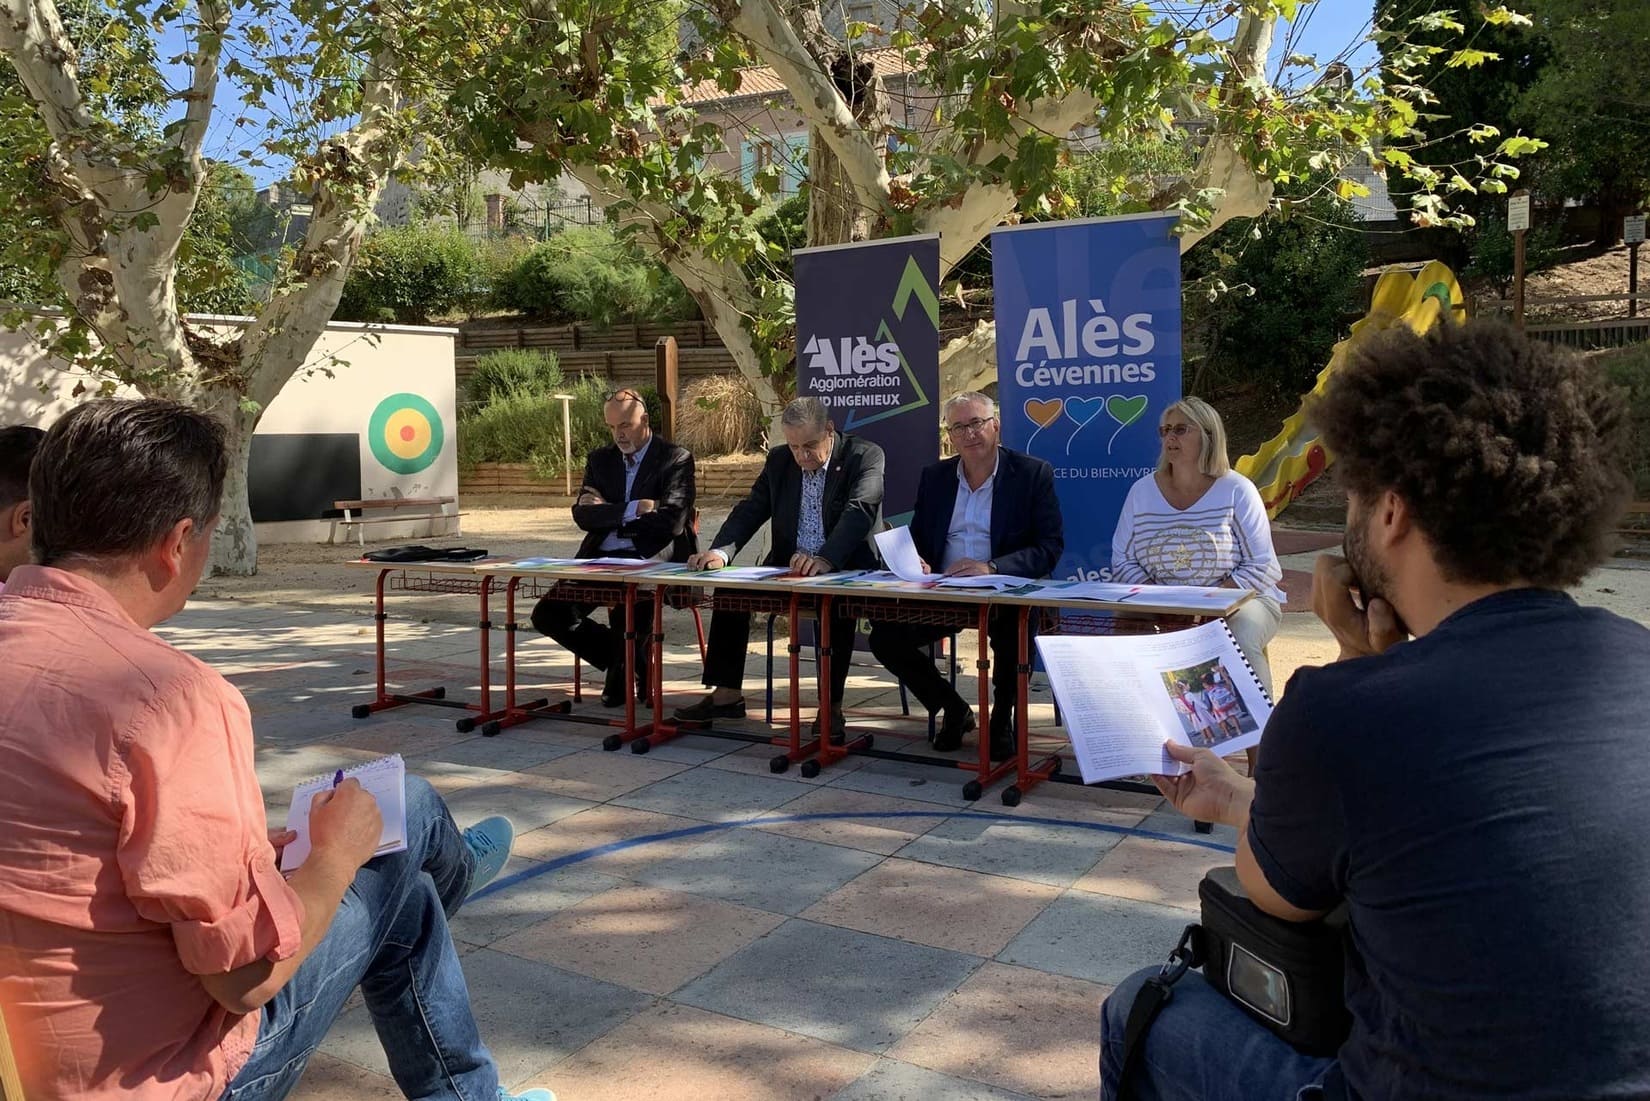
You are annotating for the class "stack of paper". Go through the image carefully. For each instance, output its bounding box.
[709,565,793,581]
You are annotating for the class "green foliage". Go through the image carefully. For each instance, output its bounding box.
[744,195,809,283]
[176,164,259,316]
[1185,191,1372,397]
[457,389,568,470]
[456,376,662,476]
[464,348,563,407]
[212,165,285,258]
[1597,343,1650,498]
[0,0,166,310]
[336,224,486,325]
[1375,0,1549,231]
[1463,217,1564,297]
[1047,133,1199,220]
[494,226,698,326]
[1516,0,1650,237]
[399,0,1542,392]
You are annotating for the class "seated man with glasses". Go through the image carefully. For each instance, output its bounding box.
[867,391,1063,759]
[674,396,884,740]
[530,388,696,707]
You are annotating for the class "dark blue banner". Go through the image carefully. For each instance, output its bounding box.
[795,234,941,522]
[992,214,1182,581]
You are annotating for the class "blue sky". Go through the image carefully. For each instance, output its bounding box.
[160,0,1381,186]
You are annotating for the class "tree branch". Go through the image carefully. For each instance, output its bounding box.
[1155,8,1277,251]
[563,162,783,413]
[720,0,890,211]
[174,0,229,164]
[240,45,406,410]
[916,91,1101,279]
[0,0,99,143]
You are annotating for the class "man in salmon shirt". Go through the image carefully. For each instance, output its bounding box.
[0,424,43,591]
[0,401,555,1101]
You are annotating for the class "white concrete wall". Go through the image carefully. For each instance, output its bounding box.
[0,315,460,545]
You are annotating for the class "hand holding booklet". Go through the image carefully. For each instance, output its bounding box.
[281,755,409,871]
[1036,620,1272,784]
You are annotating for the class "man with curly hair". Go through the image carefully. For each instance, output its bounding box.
[1101,322,1650,1100]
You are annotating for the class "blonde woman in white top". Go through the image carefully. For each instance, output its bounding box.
[1111,397,1284,699]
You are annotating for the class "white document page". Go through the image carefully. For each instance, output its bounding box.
[282,755,409,871]
[1036,621,1271,784]
[1038,580,1241,613]
[709,565,794,581]
[873,526,930,582]
[933,573,1035,591]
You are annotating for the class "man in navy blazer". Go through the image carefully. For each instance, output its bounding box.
[674,397,884,740]
[868,392,1063,759]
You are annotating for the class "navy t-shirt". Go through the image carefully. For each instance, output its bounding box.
[1249,589,1650,1100]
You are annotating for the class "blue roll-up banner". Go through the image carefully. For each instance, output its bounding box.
[795,234,941,522]
[992,214,1182,581]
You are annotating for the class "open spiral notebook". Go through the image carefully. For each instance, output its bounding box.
[1036,619,1273,784]
[280,755,409,872]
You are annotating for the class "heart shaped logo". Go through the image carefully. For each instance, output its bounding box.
[1064,396,1105,428]
[1106,394,1149,429]
[1024,398,1064,428]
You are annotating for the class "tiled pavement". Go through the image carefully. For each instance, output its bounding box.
[162,597,1242,1101]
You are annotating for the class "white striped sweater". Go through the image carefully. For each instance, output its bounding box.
[1110,471,1285,603]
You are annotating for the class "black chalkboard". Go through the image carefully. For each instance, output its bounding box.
[249,433,361,522]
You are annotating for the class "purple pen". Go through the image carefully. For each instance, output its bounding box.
[333,769,344,788]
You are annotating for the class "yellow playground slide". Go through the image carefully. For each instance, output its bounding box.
[1235,260,1468,520]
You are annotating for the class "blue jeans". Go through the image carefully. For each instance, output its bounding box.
[223,777,500,1101]
[1100,967,1338,1101]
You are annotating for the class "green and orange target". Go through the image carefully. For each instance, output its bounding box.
[369,393,444,474]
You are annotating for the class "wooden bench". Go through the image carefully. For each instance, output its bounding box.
[329,496,465,546]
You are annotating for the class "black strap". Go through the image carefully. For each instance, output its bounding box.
[1116,924,1204,1100]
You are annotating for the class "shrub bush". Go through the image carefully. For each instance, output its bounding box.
[1464,218,1565,300]
[674,374,763,456]
[457,376,663,478]
[1597,343,1650,499]
[456,390,565,471]
[493,225,698,326]
[336,223,486,324]
[463,349,563,408]
[1184,190,1371,397]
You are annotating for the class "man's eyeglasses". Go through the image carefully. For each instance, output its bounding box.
[1158,423,1198,438]
[605,388,645,406]
[945,416,996,438]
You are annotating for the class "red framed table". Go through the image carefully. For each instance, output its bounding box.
[347,558,1250,805]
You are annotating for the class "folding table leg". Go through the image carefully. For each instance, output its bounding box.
[351,567,451,719]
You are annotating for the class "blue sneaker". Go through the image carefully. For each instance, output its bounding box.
[499,1089,555,1101]
[464,816,515,897]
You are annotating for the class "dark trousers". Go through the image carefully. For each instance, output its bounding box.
[868,607,1026,717]
[530,591,653,691]
[702,607,857,704]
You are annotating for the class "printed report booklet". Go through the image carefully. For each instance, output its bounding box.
[1036,620,1272,783]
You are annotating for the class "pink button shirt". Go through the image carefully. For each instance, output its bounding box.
[0,566,304,1100]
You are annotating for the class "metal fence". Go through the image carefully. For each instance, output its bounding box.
[456,197,606,241]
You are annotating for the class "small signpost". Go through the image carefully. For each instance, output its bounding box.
[1509,191,1531,330]
[655,336,679,441]
[1627,214,1646,321]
